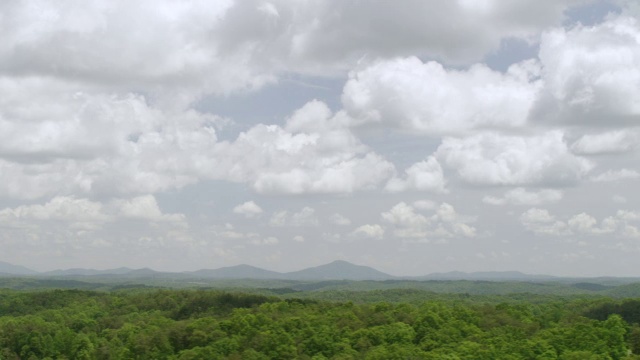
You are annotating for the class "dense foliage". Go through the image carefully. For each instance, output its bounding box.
[0,288,639,359]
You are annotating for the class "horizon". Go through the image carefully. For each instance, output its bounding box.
[3,259,639,279]
[2,1,640,278]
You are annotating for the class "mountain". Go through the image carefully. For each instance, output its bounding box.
[0,261,38,275]
[3,260,619,283]
[188,264,283,279]
[186,261,395,281]
[125,268,162,276]
[44,267,135,276]
[419,271,556,281]
[285,260,394,280]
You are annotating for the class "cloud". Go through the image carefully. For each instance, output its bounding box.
[381,202,476,240]
[0,196,108,228]
[483,188,563,205]
[0,0,581,100]
[0,195,184,226]
[436,131,593,186]
[385,156,447,193]
[617,210,640,221]
[282,0,581,67]
[250,236,279,246]
[269,207,318,227]
[413,200,437,210]
[0,1,270,97]
[520,208,640,238]
[621,0,640,18]
[0,94,395,199]
[113,195,186,223]
[330,213,352,226]
[519,208,569,236]
[591,169,640,182]
[289,207,319,227]
[233,201,264,218]
[268,211,288,227]
[571,130,639,155]
[2,1,639,274]
[351,224,385,240]
[381,202,429,238]
[0,195,189,252]
[215,102,396,195]
[284,100,341,133]
[567,212,600,233]
[216,223,260,241]
[342,57,541,135]
[533,16,640,125]
[1,3,616,202]
[0,79,223,199]
[435,203,477,238]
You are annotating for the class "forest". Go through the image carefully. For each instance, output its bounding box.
[2,286,640,359]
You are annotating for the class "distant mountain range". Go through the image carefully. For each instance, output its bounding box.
[0,261,38,275]
[44,267,136,276]
[417,270,556,281]
[0,259,634,282]
[1,260,396,281]
[187,264,283,279]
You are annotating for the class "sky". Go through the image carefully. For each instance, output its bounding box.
[1,0,640,277]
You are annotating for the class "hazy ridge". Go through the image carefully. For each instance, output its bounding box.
[2,260,639,283]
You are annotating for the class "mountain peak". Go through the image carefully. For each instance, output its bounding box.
[286,260,393,280]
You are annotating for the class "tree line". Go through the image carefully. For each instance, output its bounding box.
[0,288,639,359]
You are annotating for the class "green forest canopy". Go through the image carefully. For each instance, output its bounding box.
[1,288,640,359]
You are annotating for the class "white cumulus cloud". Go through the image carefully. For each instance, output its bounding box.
[519,208,569,236]
[381,202,476,240]
[385,156,447,193]
[351,224,385,240]
[436,131,593,186]
[233,201,264,218]
[215,102,396,195]
[533,16,640,125]
[343,57,541,135]
[520,208,640,238]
